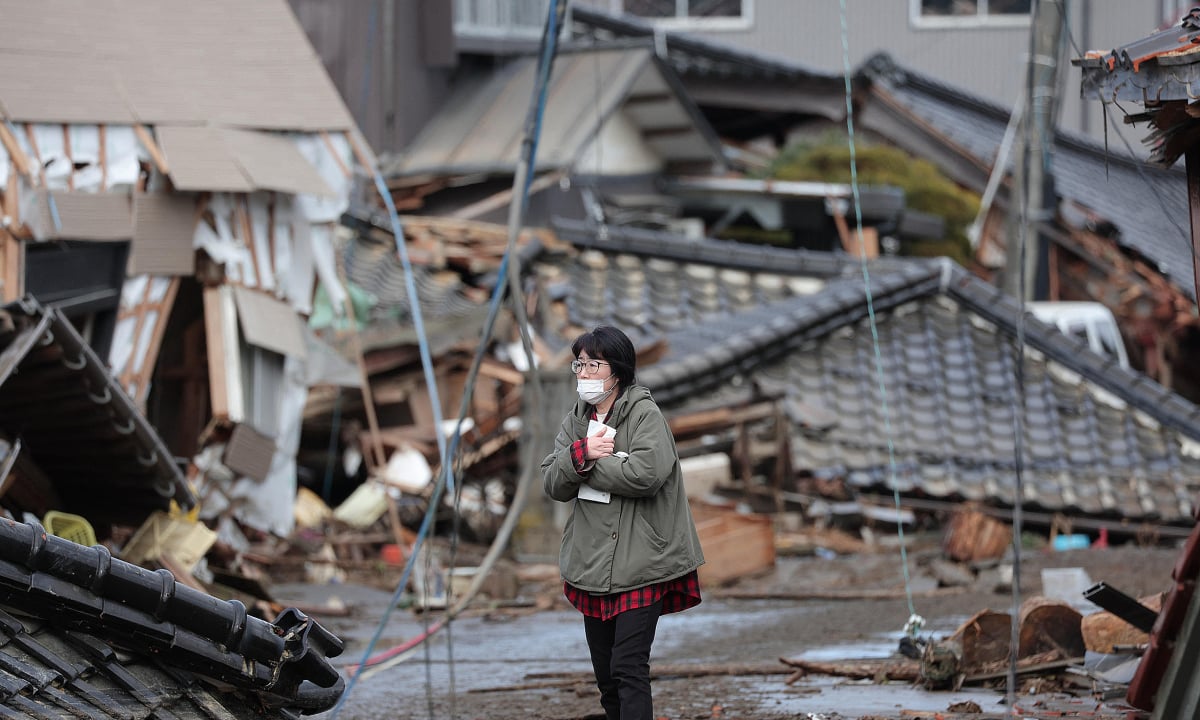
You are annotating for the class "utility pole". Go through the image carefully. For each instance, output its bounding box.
[1004,0,1067,301]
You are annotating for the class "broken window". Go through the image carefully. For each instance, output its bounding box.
[915,0,1030,24]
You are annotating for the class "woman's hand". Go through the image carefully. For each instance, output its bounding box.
[585,429,614,460]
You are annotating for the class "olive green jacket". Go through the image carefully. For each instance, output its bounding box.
[542,385,705,594]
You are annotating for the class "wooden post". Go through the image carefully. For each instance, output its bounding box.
[1186,145,1200,302]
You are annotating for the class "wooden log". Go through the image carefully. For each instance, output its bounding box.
[942,508,1012,562]
[947,609,1012,674]
[1081,592,1164,653]
[1018,596,1084,661]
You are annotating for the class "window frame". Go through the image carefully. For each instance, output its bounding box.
[616,0,754,32]
[909,0,1031,30]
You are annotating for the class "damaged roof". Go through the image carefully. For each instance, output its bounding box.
[1075,7,1200,170]
[333,212,550,353]
[0,517,343,717]
[387,47,725,177]
[857,52,1195,301]
[568,4,849,137]
[542,222,1200,525]
[0,0,353,131]
[0,298,192,526]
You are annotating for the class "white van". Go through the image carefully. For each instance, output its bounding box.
[1028,302,1130,369]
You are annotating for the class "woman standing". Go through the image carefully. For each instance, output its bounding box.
[542,325,705,720]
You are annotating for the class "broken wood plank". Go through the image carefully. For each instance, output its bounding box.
[0,123,31,177]
[779,656,919,682]
[134,124,170,175]
[943,507,1012,562]
[478,357,525,385]
[963,655,1085,683]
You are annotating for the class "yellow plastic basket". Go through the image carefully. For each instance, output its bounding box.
[43,511,97,547]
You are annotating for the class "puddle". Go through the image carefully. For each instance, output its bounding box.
[746,674,1006,716]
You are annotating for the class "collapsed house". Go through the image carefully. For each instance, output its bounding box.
[571,6,1200,405]
[0,0,371,541]
[536,219,1200,531]
[1076,9,1200,716]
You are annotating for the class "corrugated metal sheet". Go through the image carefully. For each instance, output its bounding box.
[219,128,335,197]
[392,48,721,176]
[156,126,333,196]
[0,0,354,131]
[233,286,307,359]
[130,193,197,276]
[28,190,132,241]
[223,422,277,482]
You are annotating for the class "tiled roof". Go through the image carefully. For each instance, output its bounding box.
[859,52,1195,300]
[0,299,193,527]
[570,5,840,82]
[0,518,344,718]
[549,218,870,340]
[541,224,1200,525]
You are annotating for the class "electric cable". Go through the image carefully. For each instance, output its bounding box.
[1050,3,1194,274]
[837,0,923,638]
[327,1,568,706]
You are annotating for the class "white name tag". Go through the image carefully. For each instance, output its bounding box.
[578,483,611,503]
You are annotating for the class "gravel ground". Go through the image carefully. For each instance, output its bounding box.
[295,538,1180,720]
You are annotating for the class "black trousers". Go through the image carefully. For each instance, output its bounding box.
[582,599,663,720]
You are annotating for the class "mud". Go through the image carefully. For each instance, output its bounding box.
[300,540,1178,720]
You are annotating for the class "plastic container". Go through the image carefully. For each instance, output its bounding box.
[43,511,97,547]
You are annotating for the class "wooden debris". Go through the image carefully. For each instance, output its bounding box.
[942,507,1012,562]
[947,609,1012,674]
[920,641,961,689]
[779,656,920,682]
[1081,591,1164,653]
[691,502,775,586]
[1017,597,1084,660]
[775,527,870,556]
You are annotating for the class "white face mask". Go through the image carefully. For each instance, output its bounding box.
[577,377,614,405]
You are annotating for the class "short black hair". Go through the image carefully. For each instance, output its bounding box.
[571,326,636,387]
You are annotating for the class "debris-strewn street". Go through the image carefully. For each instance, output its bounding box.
[297,539,1178,720]
[5,1,1200,718]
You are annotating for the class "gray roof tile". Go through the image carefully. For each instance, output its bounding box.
[543,224,1200,524]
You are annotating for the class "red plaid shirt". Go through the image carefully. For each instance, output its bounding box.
[565,571,702,621]
[565,407,702,620]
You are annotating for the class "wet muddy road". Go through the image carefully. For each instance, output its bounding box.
[298,542,1177,720]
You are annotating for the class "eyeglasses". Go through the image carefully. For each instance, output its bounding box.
[571,359,610,374]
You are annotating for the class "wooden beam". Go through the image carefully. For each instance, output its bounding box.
[134,124,170,175]
[319,130,351,179]
[0,124,31,177]
[344,130,374,173]
[61,125,73,191]
[98,124,107,190]
[0,229,22,303]
[202,287,230,421]
[128,278,181,409]
[23,124,45,185]
[1186,145,1200,302]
